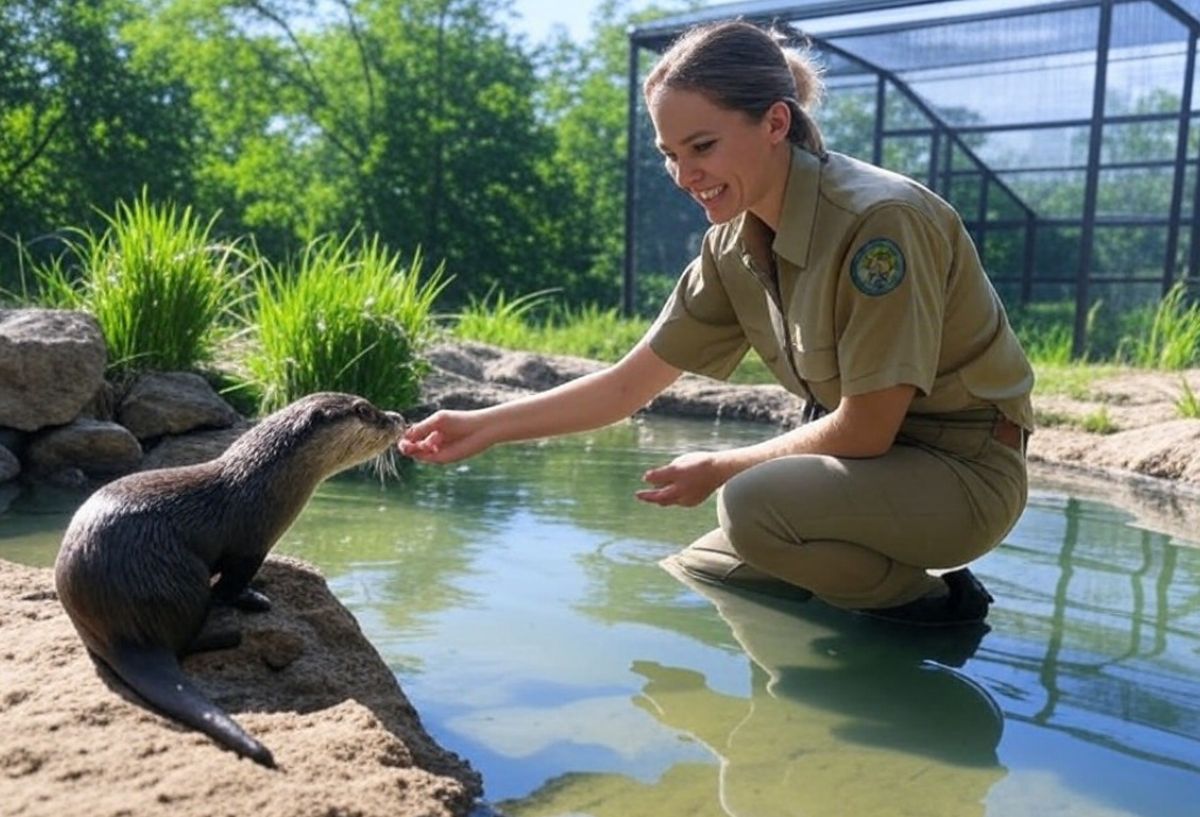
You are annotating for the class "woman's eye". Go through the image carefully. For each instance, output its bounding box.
[694,140,715,153]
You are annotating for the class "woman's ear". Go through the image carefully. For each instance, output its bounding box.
[765,100,792,145]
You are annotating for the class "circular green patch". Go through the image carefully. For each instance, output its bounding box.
[850,238,906,296]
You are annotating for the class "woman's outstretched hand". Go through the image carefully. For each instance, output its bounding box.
[636,451,735,507]
[398,410,494,464]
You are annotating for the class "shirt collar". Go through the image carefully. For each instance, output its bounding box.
[730,145,821,270]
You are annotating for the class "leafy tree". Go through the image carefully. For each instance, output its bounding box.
[537,0,703,313]
[0,0,199,291]
[132,0,590,304]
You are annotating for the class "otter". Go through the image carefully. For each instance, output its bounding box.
[54,392,406,768]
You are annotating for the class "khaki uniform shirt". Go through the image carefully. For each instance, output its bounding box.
[648,146,1035,430]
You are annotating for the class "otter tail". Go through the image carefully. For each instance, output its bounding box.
[106,642,276,768]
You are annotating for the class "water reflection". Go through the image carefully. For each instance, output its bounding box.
[496,559,1004,816]
[1,417,1198,817]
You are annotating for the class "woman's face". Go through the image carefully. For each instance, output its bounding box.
[649,86,789,226]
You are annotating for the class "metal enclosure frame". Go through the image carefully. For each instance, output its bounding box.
[625,0,1200,354]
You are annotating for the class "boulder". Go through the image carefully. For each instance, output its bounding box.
[117,371,241,440]
[25,418,142,478]
[0,309,107,431]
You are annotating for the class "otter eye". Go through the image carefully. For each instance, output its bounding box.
[353,401,376,421]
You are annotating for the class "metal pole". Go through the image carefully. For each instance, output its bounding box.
[1074,0,1113,358]
[1022,214,1037,305]
[978,175,990,272]
[873,74,885,166]
[928,128,941,193]
[1163,34,1196,294]
[622,39,640,317]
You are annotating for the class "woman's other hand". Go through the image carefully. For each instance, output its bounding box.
[637,451,734,507]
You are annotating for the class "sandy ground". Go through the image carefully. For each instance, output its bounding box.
[0,557,482,817]
[1023,368,1200,541]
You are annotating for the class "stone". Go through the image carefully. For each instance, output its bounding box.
[25,419,142,478]
[0,309,107,432]
[139,424,250,471]
[117,372,241,440]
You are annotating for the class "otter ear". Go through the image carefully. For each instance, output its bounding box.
[352,400,377,422]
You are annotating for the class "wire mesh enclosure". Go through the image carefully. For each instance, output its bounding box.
[625,0,1200,354]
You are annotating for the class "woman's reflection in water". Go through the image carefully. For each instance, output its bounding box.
[631,569,1008,817]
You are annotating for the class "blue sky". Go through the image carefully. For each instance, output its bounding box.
[509,0,600,43]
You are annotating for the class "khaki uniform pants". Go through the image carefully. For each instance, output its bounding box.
[718,410,1028,610]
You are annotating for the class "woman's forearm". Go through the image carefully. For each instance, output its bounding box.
[717,384,918,479]
[479,341,682,446]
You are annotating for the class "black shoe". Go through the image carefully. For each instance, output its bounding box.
[857,568,994,627]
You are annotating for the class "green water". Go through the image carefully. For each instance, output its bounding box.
[2,416,1198,816]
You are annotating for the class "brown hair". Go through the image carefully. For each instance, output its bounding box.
[644,20,826,155]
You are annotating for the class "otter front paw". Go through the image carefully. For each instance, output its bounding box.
[232,586,272,612]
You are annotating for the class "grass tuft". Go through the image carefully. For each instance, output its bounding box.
[1177,377,1200,419]
[245,233,448,413]
[1080,406,1118,434]
[24,190,249,374]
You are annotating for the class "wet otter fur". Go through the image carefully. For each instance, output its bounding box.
[54,392,406,768]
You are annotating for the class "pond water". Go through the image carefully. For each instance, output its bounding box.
[2,416,1198,817]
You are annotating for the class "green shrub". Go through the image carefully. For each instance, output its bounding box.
[245,233,448,412]
[25,191,249,374]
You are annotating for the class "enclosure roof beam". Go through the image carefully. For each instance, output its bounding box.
[630,0,1099,46]
[807,0,1103,42]
[813,36,1040,221]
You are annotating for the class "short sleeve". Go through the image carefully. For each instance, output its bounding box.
[835,204,951,397]
[647,232,749,380]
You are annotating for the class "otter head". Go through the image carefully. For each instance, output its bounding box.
[231,392,406,481]
[295,392,406,479]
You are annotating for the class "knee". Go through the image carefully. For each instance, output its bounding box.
[716,465,775,562]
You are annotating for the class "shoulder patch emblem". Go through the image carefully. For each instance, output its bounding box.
[850,238,906,296]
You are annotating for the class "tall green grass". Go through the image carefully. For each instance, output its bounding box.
[452,291,649,362]
[451,288,556,349]
[1120,283,1200,370]
[245,234,448,412]
[533,302,650,361]
[24,191,249,374]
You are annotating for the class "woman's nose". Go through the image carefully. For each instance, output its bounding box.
[673,159,700,187]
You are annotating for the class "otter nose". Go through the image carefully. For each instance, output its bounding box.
[385,411,406,430]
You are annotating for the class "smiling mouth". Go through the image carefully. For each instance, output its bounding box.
[697,184,726,202]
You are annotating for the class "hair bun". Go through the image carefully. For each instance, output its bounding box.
[768,23,824,111]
